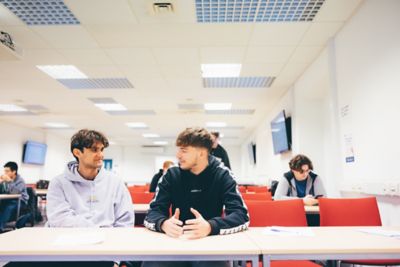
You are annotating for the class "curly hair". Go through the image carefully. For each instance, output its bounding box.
[70,129,109,161]
[176,127,213,152]
[289,154,313,172]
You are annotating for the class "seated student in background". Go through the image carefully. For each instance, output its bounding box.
[0,162,29,233]
[274,154,326,206]
[149,160,174,193]
[210,131,231,169]
[144,127,249,267]
[5,129,135,267]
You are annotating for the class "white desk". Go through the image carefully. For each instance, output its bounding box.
[0,227,260,265]
[304,205,319,215]
[35,189,48,197]
[132,203,149,214]
[246,227,400,267]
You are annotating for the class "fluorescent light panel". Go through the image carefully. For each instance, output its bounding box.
[37,65,87,79]
[204,103,232,110]
[44,122,70,128]
[0,104,27,112]
[201,64,241,78]
[95,103,127,111]
[126,122,148,129]
[153,141,168,145]
[143,133,160,138]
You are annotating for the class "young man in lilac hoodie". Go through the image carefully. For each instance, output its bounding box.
[5,129,134,267]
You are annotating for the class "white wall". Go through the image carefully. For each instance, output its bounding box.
[0,121,45,183]
[106,143,242,184]
[241,0,400,225]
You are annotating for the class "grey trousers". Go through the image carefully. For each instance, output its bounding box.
[141,261,230,267]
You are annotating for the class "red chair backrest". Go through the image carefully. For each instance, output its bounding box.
[128,185,148,193]
[131,192,155,204]
[246,186,269,193]
[319,197,382,226]
[242,192,272,201]
[246,199,307,227]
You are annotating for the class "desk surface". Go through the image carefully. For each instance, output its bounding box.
[304,205,319,214]
[246,227,400,258]
[133,203,149,213]
[0,227,260,261]
[35,189,48,196]
[0,194,21,200]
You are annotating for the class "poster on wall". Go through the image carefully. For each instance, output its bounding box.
[344,134,355,163]
[103,159,113,170]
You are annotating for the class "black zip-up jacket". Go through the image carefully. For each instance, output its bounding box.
[144,156,249,235]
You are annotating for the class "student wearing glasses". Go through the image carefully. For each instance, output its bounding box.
[274,154,326,206]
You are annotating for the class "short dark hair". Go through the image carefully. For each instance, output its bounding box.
[289,154,313,171]
[211,131,220,138]
[71,129,109,161]
[4,161,18,174]
[176,127,213,152]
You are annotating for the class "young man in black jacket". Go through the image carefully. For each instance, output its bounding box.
[143,127,249,267]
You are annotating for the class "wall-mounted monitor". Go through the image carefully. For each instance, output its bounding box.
[247,142,256,165]
[22,141,47,165]
[270,110,291,154]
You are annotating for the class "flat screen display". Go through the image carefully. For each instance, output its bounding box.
[22,141,47,165]
[270,110,291,154]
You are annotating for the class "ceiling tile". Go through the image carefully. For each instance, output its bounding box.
[65,0,138,25]
[0,26,50,49]
[105,48,157,66]
[244,46,296,63]
[152,47,200,65]
[241,63,285,76]
[200,47,246,63]
[31,26,99,49]
[300,22,344,46]
[250,23,311,45]
[314,0,363,22]
[0,2,24,26]
[58,49,113,65]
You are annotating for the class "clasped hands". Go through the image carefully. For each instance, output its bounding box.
[161,208,211,239]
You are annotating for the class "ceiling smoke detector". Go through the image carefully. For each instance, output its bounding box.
[152,2,174,14]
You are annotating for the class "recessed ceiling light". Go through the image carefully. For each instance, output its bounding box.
[204,103,232,110]
[0,104,28,112]
[206,122,227,128]
[201,64,241,78]
[36,65,87,79]
[143,133,160,138]
[153,141,168,146]
[44,122,70,128]
[94,103,127,111]
[126,122,148,129]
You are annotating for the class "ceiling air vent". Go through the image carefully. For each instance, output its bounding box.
[153,2,174,14]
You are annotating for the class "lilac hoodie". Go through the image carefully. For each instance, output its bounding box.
[46,161,134,227]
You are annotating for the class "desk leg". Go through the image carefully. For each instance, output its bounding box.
[16,197,21,221]
[262,254,271,267]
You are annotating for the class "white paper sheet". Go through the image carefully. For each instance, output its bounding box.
[53,232,105,246]
[263,226,314,236]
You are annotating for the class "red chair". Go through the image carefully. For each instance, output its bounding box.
[246,199,321,267]
[242,192,272,202]
[246,186,269,193]
[239,186,247,194]
[128,185,148,193]
[130,192,155,204]
[319,197,400,266]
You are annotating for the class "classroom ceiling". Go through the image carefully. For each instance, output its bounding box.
[0,0,362,147]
